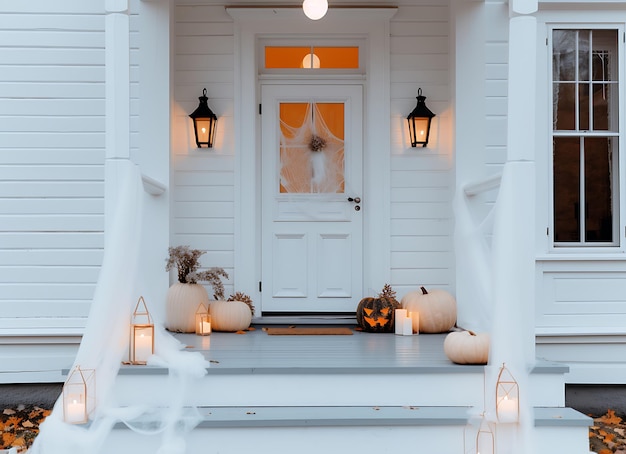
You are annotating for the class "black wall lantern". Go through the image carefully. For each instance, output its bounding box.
[189,88,217,148]
[407,88,435,148]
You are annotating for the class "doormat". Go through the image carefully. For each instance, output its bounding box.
[264,327,353,335]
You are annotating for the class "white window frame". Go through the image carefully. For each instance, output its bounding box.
[540,17,626,257]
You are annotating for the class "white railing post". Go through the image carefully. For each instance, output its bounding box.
[490,1,537,452]
[104,0,131,248]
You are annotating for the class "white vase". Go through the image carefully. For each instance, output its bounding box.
[165,282,210,333]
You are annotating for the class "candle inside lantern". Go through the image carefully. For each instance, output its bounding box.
[65,396,86,424]
[134,328,153,363]
[497,395,519,423]
[409,311,419,334]
[202,319,211,335]
[395,309,407,335]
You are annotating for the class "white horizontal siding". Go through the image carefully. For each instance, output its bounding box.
[172,2,236,297]
[172,2,454,303]
[536,261,626,331]
[388,3,454,298]
[0,4,106,337]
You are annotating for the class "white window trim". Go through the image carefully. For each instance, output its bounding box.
[538,16,626,258]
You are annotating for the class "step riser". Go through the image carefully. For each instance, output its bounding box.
[111,372,563,408]
[111,373,485,407]
[103,426,465,454]
[102,425,591,454]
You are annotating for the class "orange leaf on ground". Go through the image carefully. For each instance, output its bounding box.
[1,432,16,447]
[599,410,623,425]
[598,449,612,454]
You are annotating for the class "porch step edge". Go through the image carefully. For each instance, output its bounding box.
[110,406,591,430]
[114,405,472,429]
[534,407,592,427]
[114,365,486,376]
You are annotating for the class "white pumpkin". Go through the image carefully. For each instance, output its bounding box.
[165,282,210,333]
[210,299,252,332]
[401,286,457,333]
[443,330,490,365]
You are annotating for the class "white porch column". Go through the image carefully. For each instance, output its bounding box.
[490,0,537,452]
[104,0,131,246]
[137,0,172,323]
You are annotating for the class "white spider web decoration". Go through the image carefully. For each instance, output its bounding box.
[279,101,345,193]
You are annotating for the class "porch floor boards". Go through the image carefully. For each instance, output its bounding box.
[170,325,480,374]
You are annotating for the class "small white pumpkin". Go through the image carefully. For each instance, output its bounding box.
[401,286,457,333]
[210,299,252,332]
[443,330,490,365]
[165,282,210,333]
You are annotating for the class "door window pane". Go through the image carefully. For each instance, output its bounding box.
[279,102,345,194]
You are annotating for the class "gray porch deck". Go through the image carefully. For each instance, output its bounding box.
[118,324,566,376]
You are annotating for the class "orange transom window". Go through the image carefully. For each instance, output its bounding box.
[265,46,359,69]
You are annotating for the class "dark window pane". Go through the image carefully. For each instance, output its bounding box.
[554,137,581,242]
[554,82,576,130]
[584,137,614,242]
[553,30,577,81]
[578,30,590,81]
[592,30,617,82]
[592,83,611,130]
[579,84,589,130]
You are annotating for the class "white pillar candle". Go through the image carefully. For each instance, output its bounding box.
[497,396,518,423]
[402,316,413,336]
[395,309,407,335]
[65,397,86,424]
[134,330,153,363]
[202,320,211,335]
[409,311,419,334]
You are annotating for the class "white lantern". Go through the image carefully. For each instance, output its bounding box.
[130,296,154,365]
[62,366,95,424]
[195,303,211,336]
[496,363,520,423]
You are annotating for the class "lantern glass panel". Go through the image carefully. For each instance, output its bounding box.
[195,304,211,336]
[131,324,154,364]
[496,364,520,423]
[409,117,431,146]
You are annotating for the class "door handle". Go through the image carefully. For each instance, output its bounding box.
[347,197,361,204]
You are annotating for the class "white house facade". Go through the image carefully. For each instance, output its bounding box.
[1,0,625,387]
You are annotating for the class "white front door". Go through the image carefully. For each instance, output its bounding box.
[261,84,363,313]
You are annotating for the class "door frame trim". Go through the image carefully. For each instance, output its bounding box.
[228,7,395,310]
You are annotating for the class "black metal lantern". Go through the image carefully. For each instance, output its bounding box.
[189,88,217,148]
[406,88,435,148]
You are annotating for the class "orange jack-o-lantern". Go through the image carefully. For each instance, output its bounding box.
[356,284,400,333]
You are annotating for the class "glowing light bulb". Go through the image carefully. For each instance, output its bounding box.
[302,53,321,69]
[302,0,328,20]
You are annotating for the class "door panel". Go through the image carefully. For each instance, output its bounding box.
[261,84,363,313]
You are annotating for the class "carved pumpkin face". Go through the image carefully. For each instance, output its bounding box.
[356,297,396,333]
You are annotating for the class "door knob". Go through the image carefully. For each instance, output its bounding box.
[347,197,361,204]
